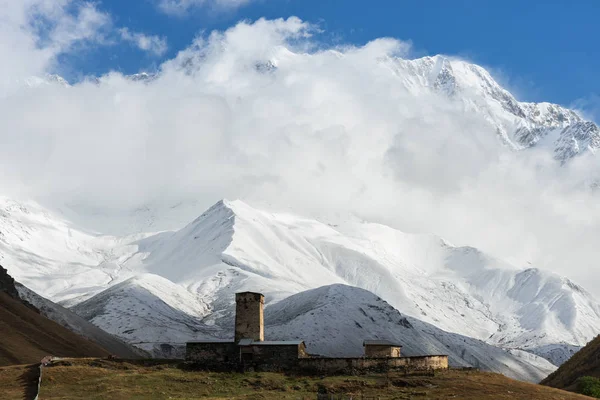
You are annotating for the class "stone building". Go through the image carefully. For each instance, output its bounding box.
[186,290,449,373]
[235,292,264,342]
[363,340,402,358]
[186,291,307,369]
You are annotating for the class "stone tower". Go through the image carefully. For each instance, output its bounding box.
[235,292,264,342]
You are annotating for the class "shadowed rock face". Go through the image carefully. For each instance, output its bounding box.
[1,264,145,361]
[0,264,20,299]
[542,335,600,392]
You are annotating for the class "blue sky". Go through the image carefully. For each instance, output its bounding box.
[62,0,599,107]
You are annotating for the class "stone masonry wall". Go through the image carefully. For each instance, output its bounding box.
[241,344,305,372]
[250,344,306,365]
[297,355,448,375]
[235,292,264,342]
[364,345,401,358]
[186,342,237,364]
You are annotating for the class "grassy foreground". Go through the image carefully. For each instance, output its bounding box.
[0,358,592,400]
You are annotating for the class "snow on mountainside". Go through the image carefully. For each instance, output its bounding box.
[265,284,556,382]
[383,55,600,161]
[1,196,599,377]
[133,199,598,366]
[71,274,217,356]
[0,196,151,303]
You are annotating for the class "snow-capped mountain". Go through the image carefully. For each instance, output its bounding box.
[23,74,70,88]
[15,53,599,165]
[174,52,600,162]
[384,56,599,161]
[2,196,599,375]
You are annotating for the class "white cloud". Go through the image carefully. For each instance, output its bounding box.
[0,0,111,80]
[157,0,254,15]
[119,28,168,56]
[1,15,600,296]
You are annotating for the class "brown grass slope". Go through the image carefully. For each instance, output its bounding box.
[15,283,145,359]
[0,292,110,366]
[542,335,600,391]
[1,358,587,400]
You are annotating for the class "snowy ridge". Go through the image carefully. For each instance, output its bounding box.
[386,55,600,160]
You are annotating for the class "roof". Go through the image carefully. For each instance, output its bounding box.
[255,341,304,345]
[187,340,234,344]
[363,340,402,347]
[238,340,304,346]
[236,291,264,296]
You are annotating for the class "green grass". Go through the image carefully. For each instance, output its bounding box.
[577,376,600,398]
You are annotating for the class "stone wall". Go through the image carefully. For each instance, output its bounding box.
[251,344,306,364]
[185,342,237,364]
[235,292,264,342]
[186,341,448,375]
[297,355,448,375]
[364,345,401,358]
[241,344,306,372]
[405,355,448,370]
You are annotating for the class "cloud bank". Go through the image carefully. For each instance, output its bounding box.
[1,8,600,293]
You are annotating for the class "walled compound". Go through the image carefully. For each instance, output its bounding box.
[186,291,448,374]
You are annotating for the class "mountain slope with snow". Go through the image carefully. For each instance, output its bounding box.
[0,196,152,304]
[265,284,556,382]
[25,198,595,369]
[71,273,217,356]
[121,199,600,363]
[383,55,600,161]
[2,196,599,376]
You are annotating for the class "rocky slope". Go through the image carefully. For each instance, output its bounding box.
[542,335,600,392]
[0,265,111,365]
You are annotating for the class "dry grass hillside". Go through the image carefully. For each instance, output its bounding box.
[0,358,590,400]
[542,335,600,392]
[0,292,110,366]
